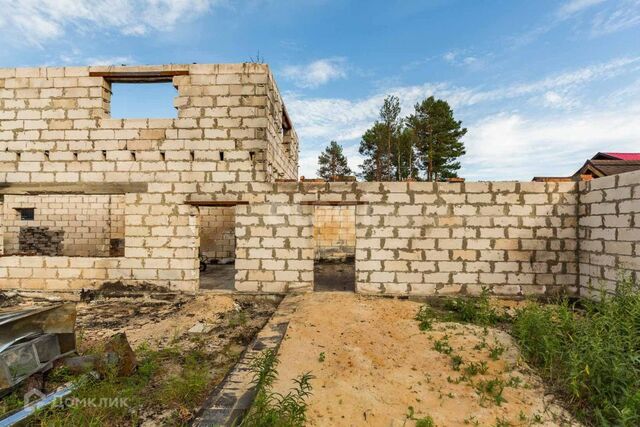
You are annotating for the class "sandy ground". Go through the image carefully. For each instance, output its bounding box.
[273,293,578,427]
[0,290,280,424]
[74,293,244,350]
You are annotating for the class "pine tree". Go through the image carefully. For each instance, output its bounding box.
[393,127,419,181]
[407,96,467,181]
[358,123,387,181]
[358,96,403,181]
[317,141,353,181]
[379,95,402,180]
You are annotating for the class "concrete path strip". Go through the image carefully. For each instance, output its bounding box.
[191,294,301,427]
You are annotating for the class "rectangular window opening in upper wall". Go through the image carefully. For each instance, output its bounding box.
[108,82,178,119]
[15,207,35,221]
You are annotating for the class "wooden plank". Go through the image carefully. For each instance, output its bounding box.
[89,70,189,83]
[186,200,250,207]
[0,183,148,195]
[299,201,368,206]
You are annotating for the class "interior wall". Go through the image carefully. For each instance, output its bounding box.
[1,194,125,257]
[199,206,235,260]
[313,205,356,261]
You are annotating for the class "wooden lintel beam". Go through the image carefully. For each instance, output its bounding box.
[186,200,250,207]
[89,70,189,83]
[299,201,368,206]
[0,183,147,195]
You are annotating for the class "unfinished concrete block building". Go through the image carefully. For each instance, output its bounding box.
[0,63,638,296]
[0,64,298,292]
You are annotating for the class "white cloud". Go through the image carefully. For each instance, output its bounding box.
[539,91,580,110]
[443,51,483,68]
[463,105,640,180]
[590,0,640,35]
[289,56,640,178]
[0,0,219,45]
[557,0,606,18]
[282,58,347,88]
[288,56,640,142]
[443,52,457,63]
[85,56,136,66]
[54,49,135,67]
[513,0,639,48]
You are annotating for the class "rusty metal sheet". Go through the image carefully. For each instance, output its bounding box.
[0,304,76,391]
[0,303,76,352]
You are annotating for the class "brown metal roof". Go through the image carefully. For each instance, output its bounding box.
[573,160,640,177]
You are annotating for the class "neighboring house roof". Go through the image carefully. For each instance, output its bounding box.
[534,152,640,181]
[531,176,577,182]
[573,159,640,178]
[592,152,640,161]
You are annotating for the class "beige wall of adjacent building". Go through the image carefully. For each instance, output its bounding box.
[199,206,235,260]
[313,205,356,261]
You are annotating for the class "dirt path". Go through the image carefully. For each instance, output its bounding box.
[273,293,577,427]
[75,293,243,350]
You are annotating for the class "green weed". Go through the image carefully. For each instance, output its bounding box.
[493,416,512,427]
[415,416,436,427]
[506,376,522,388]
[433,337,453,355]
[0,391,24,416]
[450,355,463,371]
[228,311,248,328]
[463,361,488,377]
[240,349,313,427]
[415,304,436,331]
[512,275,640,426]
[159,351,210,410]
[406,406,435,427]
[488,343,505,361]
[444,287,502,325]
[463,415,480,425]
[475,378,506,406]
[29,345,220,426]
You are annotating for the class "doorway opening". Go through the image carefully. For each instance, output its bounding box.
[198,206,236,290]
[313,205,356,292]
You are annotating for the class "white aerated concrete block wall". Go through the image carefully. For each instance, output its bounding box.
[0,64,638,297]
[578,170,640,296]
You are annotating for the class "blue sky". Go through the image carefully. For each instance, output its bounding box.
[1,0,639,180]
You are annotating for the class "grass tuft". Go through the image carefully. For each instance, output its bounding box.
[444,287,503,326]
[415,305,436,331]
[240,349,314,427]
[512,275,640,426]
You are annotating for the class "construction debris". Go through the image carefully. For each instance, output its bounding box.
[62,333,137,377]
[0,381,76,427]
[102,333,137,377]
[0,304,76,392]
[188,322,214,334]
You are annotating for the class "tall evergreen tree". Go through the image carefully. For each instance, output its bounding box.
[393,127,419,181]
[379,95,402,179]
[407,96,467,181]
[358,96,403,181]
[317,141,352,181]
[358,122,387,181]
